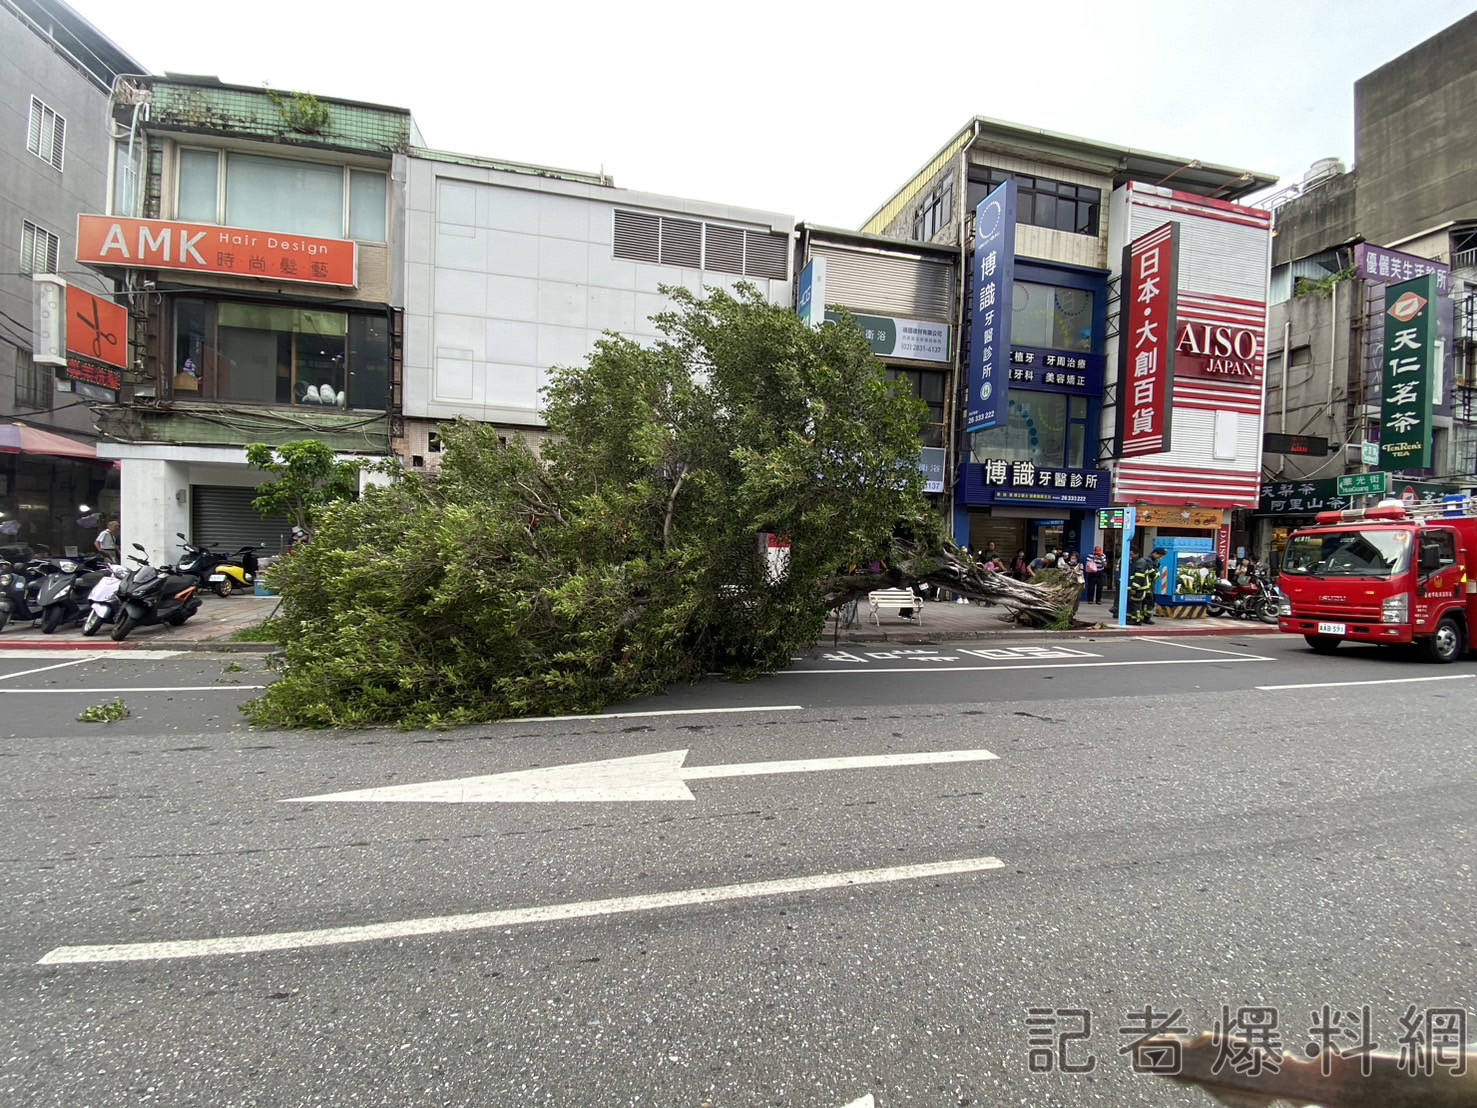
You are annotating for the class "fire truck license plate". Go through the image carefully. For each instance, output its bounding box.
[1317,622,1346,636]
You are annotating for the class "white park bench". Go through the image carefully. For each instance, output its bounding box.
[868,587,922,627]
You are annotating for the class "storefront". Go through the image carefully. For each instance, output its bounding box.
[0,426,119,559]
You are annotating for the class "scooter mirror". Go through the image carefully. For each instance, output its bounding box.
[177,533,187,540]
[132,543,146,552]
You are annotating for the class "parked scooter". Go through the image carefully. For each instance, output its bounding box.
[36,553,114,633]
[174,534,261,597]
[109,544,203,642]
[1207,568,1280,623]
[80,563,130,637]
[0,553,50,633]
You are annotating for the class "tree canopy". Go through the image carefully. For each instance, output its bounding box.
[245,285,940,728]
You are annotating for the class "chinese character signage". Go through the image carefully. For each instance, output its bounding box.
[1117,223,1178,458]
[918,446,945,493]
[824,310,950,363]
[1380,274,1436,471]
[796,257,825,330]
[1259,477,1344,516]
[76,215,358,288]
[966,180,1016,433]
[1335,472,1388,497]
[963,460,1110,509]
[1006,348,1105,392]
[1354,243,1450,296]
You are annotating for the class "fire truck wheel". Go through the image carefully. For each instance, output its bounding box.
[1304,635,1340,655]
[1426,617,1464,664]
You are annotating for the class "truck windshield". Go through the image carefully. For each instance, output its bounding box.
[1281,528,1412,578]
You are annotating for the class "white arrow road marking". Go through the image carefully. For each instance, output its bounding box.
[0,685,266,694]
[38,854,1006,965]
[840,1096,875,1108]
[283,747,1001,804]
[0,657,96,681]
[1257,674,1474,691]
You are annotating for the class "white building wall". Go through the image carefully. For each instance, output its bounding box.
[403,157,795,428]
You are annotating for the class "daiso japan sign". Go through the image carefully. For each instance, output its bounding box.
[76,215,357,288]
[1174,321,1259,378]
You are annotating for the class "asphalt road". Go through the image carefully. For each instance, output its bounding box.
[1,635,1473,1106]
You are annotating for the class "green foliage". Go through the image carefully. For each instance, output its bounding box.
[245,285,929,728]
[245,441,366,542]
[1294,267,1356,299]
[230,618,285,643]
[78,699,129,723]
[265,89,331,135]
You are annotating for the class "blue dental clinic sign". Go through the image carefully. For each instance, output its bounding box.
[966,180,1016,434]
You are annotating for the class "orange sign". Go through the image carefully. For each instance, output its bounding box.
[65,284,127,370]
[76,215,357,288]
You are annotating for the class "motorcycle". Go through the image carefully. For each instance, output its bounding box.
[1207,569,1280,623]
[0,553,50,633]
[173,534,261,597]
[36,554,114,633]
[80,563,130,637]
[109,544,203,642]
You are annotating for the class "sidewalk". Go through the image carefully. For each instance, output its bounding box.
[0,594,282,652]
[829,595,1282,644]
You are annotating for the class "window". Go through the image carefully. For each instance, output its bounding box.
[886,368,947,446]
[176,149,388,242]
[969,170,1101,237]
[1011,281,1094,353]
[20,220,60,275]
[970,391,1091,468]
[913,178,953,241]
[14,346,51,410]
[171,299,389,408]
[27,96,65,171]
[612,209,789,280]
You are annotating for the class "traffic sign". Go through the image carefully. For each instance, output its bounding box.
[1336,472,1388,497]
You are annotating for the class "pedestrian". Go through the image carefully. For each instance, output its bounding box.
[1084,546,1105,604]
[1128,547,1167,625]
[1011,548,1029,580]
[95,519,120,564]
[1065,552,1085,592]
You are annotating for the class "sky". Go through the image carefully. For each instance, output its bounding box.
[65,0,1477,228]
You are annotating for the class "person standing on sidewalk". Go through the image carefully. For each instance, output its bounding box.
[1084,547,1105,603]
[1128,547,1166,625]
[95,520,120,564]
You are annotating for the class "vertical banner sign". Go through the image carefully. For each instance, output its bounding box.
[1379,273,1437,472]
[966,180,1016,433]
[1117,222,1179,457]
[796,257,826,331]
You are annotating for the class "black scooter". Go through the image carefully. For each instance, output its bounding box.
[36,554,114,633]
[110,544,204,642]
[0,554,49,633]
[174,535,262,597]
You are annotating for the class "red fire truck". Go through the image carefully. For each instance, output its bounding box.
[1276,500,1477,663]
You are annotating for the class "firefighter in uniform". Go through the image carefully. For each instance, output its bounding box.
[1128,546,1167,625]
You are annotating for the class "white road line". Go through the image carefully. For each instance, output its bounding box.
[509,705,804,723]
[1142,638,1269,658]
[784,656,1272,675]
[0,657,96,682]
[0,685,266,694]
[38,854,1006,965]
[1257,674,1475,691]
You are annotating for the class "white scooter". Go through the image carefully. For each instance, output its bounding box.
[80,563,131,637]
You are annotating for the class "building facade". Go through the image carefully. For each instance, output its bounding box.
[1,0,140,555]
[78,76,414,561]
[1255,11,1477,565]
[399,149,794,468]
[859,118,1275,576]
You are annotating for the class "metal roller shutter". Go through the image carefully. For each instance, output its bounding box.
[191,486,293,555]
[814,246,955,320]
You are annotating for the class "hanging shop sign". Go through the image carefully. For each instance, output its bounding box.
[1006,348,1105,392]
[1262,432,1330,457]
[76,215,358,288]
[825,310,950,363]
[1354,243,1450,295]
[962,460,1111,509]
[918,446,946,494]
[1116,222,1178,458]
[1379,273,1437,472]
[1259,478,1350,517]
[797,257,825,330]
[965,180,1016,433]
[31,278,125,401]
[1133,505,1224,529]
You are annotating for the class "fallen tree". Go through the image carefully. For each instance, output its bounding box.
[245,286,1081,728]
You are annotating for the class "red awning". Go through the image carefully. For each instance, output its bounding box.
[0,422,99,462]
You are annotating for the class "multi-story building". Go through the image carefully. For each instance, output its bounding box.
[77,76,415,561]
[859,118,1275,583]
[1255,10,1477,564]
[1,0,141,555]
[399,149,793,466]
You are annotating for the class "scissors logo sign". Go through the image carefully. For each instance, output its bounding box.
[64,285,127,370]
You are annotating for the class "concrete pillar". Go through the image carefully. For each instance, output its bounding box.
[118,459,191,567]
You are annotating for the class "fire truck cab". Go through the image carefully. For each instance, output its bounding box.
[1276,499,1477,663]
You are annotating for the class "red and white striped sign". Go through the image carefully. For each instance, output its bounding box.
[1117,222,1178,458]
